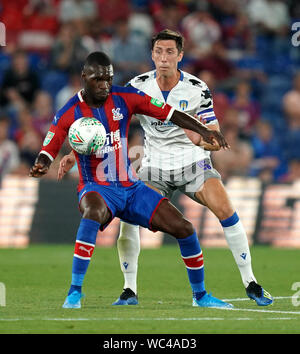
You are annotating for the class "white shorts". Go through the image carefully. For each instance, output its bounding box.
[137,158,221,202]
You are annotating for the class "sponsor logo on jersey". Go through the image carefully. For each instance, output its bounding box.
[179,100,188,111]
[43,131,54,146]
[96,129,123,156]
[112,107,123,121]
[151,120,175,132]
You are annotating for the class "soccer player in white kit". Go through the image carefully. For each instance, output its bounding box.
[58,30,273,306]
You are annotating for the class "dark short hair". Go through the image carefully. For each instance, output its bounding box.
[151,29,184,53]
[84,51,112,68]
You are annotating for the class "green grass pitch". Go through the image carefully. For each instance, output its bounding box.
[0,245,299,334]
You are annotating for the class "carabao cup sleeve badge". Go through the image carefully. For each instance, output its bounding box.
[150,97,164,108]
[43,131,55,146]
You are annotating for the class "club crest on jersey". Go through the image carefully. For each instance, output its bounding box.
[112,107,123,121]
[43,131,54,146]
[179,100,188,111]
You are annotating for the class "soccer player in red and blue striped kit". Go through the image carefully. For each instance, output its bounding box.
[29,51,232,309]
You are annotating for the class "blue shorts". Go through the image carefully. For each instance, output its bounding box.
[78,181,168,231]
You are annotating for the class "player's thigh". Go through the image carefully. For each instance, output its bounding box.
[79,191,112,225]
[194,178,235,220]
[151,199,194,239]
[138,165,175,199]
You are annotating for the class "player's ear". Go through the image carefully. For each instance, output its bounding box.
[178,51,184,63]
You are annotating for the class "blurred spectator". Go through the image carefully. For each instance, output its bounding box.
[152,3,186,34]
[212,124,253,180]
[279,159,300,183]
[31,91,54,137]
[222,12,254,57]
[0,49,40,108]
[50,22,90,73]
[282,71,300,130]
[0,115,20,183]
[289,0,300,19]
[96,0,130,34]
[220,107,240,131]
[181,1,221,58]
[55,71,82,110]
[18,0,58,52]
[14,108,43,166]
[281,71,300,162]
[250,120,286,182]
[0,0,28,44]
[128,10,154,41]
[110,19,151,85]
[231,80,261,137]
[193,41,235,87]
[198,70,230,123]
[58,0,98,23]
[209,0,253,55]
[247,0,290,36]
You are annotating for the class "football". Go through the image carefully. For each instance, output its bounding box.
[68,117,106,155]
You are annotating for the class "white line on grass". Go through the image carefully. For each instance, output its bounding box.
[0,316,298,321]
[0,296,299,322]
[223,296,293,302]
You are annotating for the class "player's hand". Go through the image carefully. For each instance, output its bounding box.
[184,114,227,151]
[199,137,221,151]
[200,129,229,150]
[57,152,76,180]
[184,128,221,151]
[29,154,51,178]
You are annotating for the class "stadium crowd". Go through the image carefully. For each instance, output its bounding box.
[0,0,300,184]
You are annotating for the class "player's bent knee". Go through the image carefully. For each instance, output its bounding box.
[170,219,194,239]
[82,206,108,224]
[215,205,235,221]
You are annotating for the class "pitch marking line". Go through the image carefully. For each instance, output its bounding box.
[223,296,292,302]
[0,316,299,321]
[0,296,299,321]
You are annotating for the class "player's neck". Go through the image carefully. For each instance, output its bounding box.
[156,69,180,91]
[82,89,105,108]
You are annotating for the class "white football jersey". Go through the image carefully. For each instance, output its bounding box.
[128,70,218,169]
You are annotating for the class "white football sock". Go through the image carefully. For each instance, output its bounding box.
[222,217,257,288]
[117,221,140,294]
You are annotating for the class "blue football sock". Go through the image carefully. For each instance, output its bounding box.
[68,218,100,295]
[177,231,206,297]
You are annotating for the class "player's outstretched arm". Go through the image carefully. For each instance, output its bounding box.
[29,153,52,178]
[57,150,76,180]
[170,109,229,150]
[183,115,222,151]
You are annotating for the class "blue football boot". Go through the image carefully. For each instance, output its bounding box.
[62,290,84,309]
[193,292,234,309]
[112,288,138,305]
[246,281,273,306]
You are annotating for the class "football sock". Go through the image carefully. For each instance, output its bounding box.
[117,221,140,294]
[177,231,206,298]
[220,212,257,287]
[68,218,100,295]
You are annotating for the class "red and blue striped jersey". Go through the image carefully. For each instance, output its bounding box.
[40,85,174,190]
